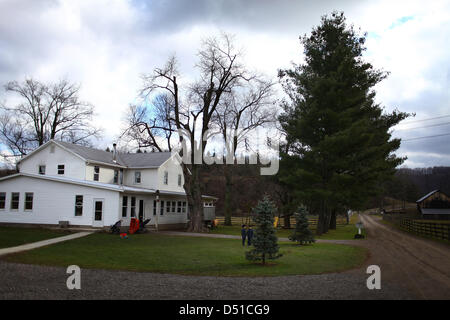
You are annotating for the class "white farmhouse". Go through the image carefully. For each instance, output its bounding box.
[0,140,216,229]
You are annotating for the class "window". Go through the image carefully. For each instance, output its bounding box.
[50,145,55,153]
[135,171,141,184]
[24,193,33,210]
[166,201,171,214]
[93,166,100,181]
[171,201,176,213]
[164,171,168,185]
[39,165,46,175]
[74,195,83,216]
[114,170,119,184]
[131,197,136,217]
[119,169,124,184]
[160,200,164,215]
[178,174,182,186]
[58,164,65,175]
[182,201,187,213]
[0,192,5,209]
[177,201,182,213]
[11,193,19,210]
[122,196,128,217]
[153,200,157,216]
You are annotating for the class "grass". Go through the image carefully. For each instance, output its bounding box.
[0,226,72,249]
[3,233,368,276]
[211,215,366,240]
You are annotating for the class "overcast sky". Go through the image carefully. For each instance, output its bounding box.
[0,0,449,168]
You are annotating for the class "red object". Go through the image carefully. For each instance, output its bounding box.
[129,218,140,234]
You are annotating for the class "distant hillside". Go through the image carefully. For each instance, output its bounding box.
[398,167,450,197]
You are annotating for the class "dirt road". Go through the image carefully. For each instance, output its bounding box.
[0,214,449,299]
[357,214,450,299]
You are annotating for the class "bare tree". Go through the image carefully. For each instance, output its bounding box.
[122,34,274,232]
[0,78,101,159]
[211,76,276,225]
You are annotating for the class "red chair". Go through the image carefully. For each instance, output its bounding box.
[129,218,140,234]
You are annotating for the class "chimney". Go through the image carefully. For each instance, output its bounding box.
[112,143,117,163]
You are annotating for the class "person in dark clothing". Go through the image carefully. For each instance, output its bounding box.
[241,224,247,246]
[247,226,254,246]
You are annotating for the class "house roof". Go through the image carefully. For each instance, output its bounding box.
[0,173,165,194]
[31,140,173,169]
[416,190,440,203]
[0,173,218,199]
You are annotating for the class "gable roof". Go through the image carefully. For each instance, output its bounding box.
[416,190,440,203]
[20,140,173,169]
[0,173,219,198]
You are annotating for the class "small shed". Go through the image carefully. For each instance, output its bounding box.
[416,190,450,220]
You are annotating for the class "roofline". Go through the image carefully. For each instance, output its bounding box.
[416,189,442,203]
[0,173,122,192]
[18,139,173,169]
[158,151,183,169]
[86,160,127,169]
[18,140,88,165]
[0,173,195,197]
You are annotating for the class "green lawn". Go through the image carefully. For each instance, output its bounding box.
[210,220,366,240]
[0,226,72,249]
[4,233,368,276]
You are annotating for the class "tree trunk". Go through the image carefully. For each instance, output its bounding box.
[323,209,331,234]
[185,166,206,232]
[223,165,233,226]
[329,209,337,230]
[283,213,291,229]
[316,202,326,236]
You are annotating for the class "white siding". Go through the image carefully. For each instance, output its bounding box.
[119,194,188,226]
[123,168,159,189]
[0,176,120,227]
[19,143,86,180]
[157,157,185,193]
[85,164,118,184]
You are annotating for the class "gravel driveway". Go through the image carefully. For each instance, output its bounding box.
[0,214,448,300]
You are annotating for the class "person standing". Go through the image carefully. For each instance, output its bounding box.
[247,226,254,246]
[241,224,247,246]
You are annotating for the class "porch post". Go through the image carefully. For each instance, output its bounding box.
[155,190,160,232]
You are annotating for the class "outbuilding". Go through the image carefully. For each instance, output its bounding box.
[416,190,450,220]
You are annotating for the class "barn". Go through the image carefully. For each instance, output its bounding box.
[416,190,450,220]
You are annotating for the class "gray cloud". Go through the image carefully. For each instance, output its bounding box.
[135,0,365,34]
[0,0,448,168]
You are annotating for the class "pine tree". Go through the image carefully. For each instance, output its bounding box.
[246,196,282,265]
[278,12,410,235]
[289,206,315,245]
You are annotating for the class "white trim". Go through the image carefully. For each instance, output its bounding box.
[16,140,55,164]
[92,198,105,227]
[86,160,127,169]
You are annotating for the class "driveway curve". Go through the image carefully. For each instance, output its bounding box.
[1,215,448,299]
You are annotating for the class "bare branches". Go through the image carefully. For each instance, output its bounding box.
[0,78,101,157]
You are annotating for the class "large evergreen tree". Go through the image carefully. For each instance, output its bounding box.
[278,12,409,235]
[289,206,315,245]
[246,196,282,265]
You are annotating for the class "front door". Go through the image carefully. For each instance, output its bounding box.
[139,199,144,221]
[93,199,104,227]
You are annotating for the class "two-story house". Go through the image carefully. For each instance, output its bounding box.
[0,140,216,229]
